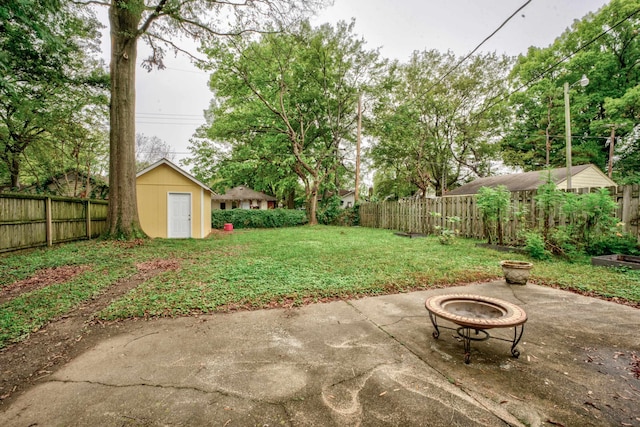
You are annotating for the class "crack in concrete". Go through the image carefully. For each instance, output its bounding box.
[507,286,529,307]
[48,378,288,407]
[123,331,160,348]
[345,300,525,427]
[376,315,425,328]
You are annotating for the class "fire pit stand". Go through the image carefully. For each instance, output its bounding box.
[425,294,527,364]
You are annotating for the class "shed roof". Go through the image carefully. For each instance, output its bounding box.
[444,164,595,196]
[136,158,212,192]
[212,186,276,201]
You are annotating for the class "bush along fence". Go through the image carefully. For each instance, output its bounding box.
[359,184,640,254]
[0,193,108,253]
[211,208,308,229]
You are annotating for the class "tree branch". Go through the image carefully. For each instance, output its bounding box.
[71,0,110,6]
[139,0,168,36]
[143,32,207,66]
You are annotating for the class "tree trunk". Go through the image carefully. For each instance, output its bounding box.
[9,156,20,189]
[106,2,145,239]
[286,189,295,209]
[307,189,318,225]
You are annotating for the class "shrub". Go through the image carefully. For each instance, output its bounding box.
[555,188,623,256]
[333,204,361,226]
[430,212,460,245]
[316,196,342,225]
[534,174,565,240]
[586,225,639,256]
[211,209,307,229]
[477,185,511,245]
[524,232,551,260]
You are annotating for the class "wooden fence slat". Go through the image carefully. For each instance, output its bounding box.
[0,193,108,253]
[360,185,640,243]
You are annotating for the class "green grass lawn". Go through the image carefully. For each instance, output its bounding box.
[1,225,639,348]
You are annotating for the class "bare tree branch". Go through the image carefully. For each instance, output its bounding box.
[71,0,110,6]
[139,0,168,35]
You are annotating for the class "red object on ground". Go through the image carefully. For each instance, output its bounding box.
[223,223,233,231]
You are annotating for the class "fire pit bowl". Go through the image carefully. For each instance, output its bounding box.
[425,294,527,364]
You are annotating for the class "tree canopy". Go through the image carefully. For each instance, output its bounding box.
[502,0,640,182]
[0,1,108,189]
[193,20,382,223]
[79,0,326,238]
[368,50,512,198]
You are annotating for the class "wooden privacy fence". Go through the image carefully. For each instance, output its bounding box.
[0,193,108,253]
[359,185,640,243]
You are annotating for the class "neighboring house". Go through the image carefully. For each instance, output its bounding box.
[401,187,438,201]
[444,164,617,196]
[338,189,356,208]
[21,170,109,199]
[315,190,357,208]
[136,158,212,238]
[211,186,277,210]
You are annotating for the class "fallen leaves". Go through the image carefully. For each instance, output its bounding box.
[0,265,92,304]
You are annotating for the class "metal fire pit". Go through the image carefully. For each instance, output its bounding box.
[425,294,527,364]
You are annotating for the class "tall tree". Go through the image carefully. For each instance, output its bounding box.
[369,50,511,198]
[503,0,640,178]
[198,20,381,224]
[0,1,107,188]
[73,0,325,239]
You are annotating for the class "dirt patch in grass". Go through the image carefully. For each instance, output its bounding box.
[0,265,92,305]
[0,259,179,406]
[136,259,181,272]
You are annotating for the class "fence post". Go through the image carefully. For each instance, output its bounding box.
[46,197,53,247]
[86,200,92,239]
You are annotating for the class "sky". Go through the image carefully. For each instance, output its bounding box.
[97,0,611,169]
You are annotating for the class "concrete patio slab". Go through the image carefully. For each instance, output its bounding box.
[1,282,639,426]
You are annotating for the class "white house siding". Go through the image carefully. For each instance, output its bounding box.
[341,193,355,208]
[556,166,616,190]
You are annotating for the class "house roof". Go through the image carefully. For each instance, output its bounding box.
[211,186,277,201]
[136,158,211,192]
[444,164,596,196]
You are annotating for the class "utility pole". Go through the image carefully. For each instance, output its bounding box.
[607,125,616,178]
[354,93,362,203]
[563,81,573,190]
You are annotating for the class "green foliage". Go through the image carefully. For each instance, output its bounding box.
[476,185,511,245]
[562,189,619,253]
[532,184,634,259]
[534,171,565,238]
[369,50,512,198]
[503,0,640,175]
[332,204,361,227]
[198,20,381,224]
[437,216,461,245]
[588,230,640,256]
[211,209,307,229]
[1,227,639,347]
[524,232,552,260]
[316,196,342,225]
[0,1,109,188]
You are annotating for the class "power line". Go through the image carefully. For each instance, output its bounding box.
[137,112,203,117]
[473,6,640,119]
[427,0,532,91]
[136,121,204,126]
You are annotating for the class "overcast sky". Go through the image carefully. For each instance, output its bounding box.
[97,0,611,168]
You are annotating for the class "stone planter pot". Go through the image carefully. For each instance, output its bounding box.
[500,260,533,285]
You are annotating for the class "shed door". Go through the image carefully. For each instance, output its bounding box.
[168,193,191,238]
